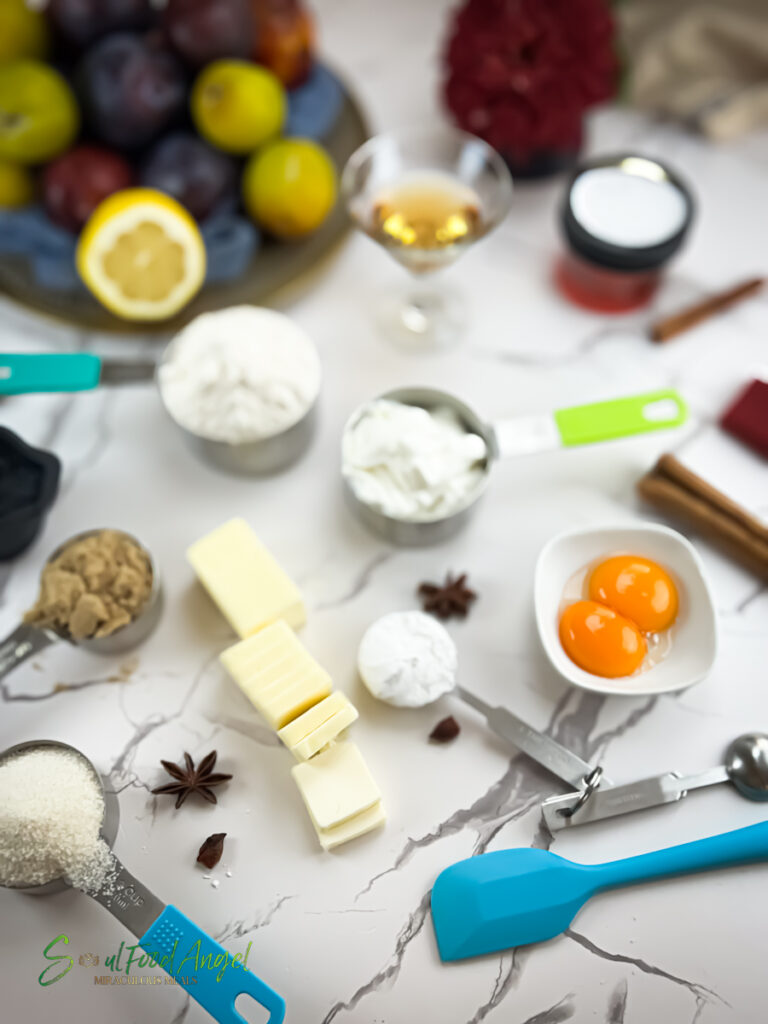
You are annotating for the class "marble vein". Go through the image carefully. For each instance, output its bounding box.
[565,928,726,1008]
[606,979,628,1023]
[313,550,395,611]
[214,895,295,943]
[465,951,522,1024]
[320,892,431,1024]
[520,994,575,1024]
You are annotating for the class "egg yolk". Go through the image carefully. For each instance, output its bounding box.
[559,600,646,678]
[589,556,678,633]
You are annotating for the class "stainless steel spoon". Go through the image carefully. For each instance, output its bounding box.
[0,529,162,683]
[0,739,285,1023]
[541,732,768,831]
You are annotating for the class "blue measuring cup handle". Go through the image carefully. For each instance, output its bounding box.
[140,905,286,1024]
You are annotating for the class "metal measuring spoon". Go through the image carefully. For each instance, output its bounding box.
[541,732,768,831]
[0,344,318,476]
[0,739,285,1023]
[342,386,687,546]
[0,529,162,683]
[358,612,607,790]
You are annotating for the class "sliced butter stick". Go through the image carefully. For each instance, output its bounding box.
[220,621,331,729]
[278,692,359,761]
[315,801,387,851]
[292,741,381,831]
[188,518,305,638]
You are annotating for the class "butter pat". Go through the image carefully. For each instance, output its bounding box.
[278,692,359,761]
[315,801,386,851]
[221,621,331,729]
[188,518,305,638]
[292,741,381,831]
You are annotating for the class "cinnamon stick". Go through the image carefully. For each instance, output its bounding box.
[637,455,768,581]
[650,277,765,343]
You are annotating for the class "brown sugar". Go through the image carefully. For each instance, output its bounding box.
[24,530,153,640]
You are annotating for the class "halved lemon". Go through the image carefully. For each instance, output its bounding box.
[76,189,206,322]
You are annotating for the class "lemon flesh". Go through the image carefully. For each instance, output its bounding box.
[77,189,206,322]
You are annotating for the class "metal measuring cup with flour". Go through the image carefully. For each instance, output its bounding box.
[0,739,285,1022]
[0,306,322,475]
[341,387,687,545]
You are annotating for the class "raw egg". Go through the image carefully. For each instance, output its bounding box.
[589,555,678,633]
[559,600,646,678]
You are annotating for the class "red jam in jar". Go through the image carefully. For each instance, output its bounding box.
[556,155,695,313]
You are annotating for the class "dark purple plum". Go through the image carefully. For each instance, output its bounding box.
[140,133,238,221]
[76,33,186,151]
[43,146,135,232]
[163,0,252,68]
[48,0,154,48]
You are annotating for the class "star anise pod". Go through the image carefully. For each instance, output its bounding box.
[152,751,232,809]
[418,572,477,619]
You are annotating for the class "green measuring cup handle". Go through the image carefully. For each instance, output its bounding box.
[553,389,687,447]
[0,354,102,395]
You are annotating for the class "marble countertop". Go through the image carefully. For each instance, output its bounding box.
[1,2,767,1022]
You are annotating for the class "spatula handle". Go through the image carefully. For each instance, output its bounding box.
[596,820,768,891]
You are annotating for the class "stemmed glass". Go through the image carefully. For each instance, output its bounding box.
[342,126,513,351]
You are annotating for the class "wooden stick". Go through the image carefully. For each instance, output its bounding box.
[650,277,765,343]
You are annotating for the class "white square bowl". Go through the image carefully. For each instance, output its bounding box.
[534,522,718,696]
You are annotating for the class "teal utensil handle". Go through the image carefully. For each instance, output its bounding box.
[554,389,687,446]
[0,354,102,395]
[140,905,286,1024]
[596,820,768,892]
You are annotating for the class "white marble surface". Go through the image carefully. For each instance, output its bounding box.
[1,2,768,1022]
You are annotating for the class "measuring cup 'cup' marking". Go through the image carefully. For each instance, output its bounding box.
[0,529,162,684]
[0,740,286,1023]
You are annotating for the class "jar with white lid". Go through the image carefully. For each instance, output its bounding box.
[556,154,695,313]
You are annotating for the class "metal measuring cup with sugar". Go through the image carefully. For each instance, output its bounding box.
[0,529,162,683]
[342,386,687,545]
[0,739,286,1022]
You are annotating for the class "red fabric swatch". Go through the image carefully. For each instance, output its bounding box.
[720,380,768,459]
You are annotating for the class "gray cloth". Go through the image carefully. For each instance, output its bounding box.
[619,0,768,139]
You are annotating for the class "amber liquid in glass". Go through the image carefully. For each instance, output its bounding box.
[367,172,483,273]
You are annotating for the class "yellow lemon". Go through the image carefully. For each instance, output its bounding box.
[191,60,286,155]
[0,0,50,62]
[0,60,79,165]
[77,188,206,322]
[0,159,34,208]
[242,139,337,239]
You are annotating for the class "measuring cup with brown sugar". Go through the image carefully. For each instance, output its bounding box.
[0,528,162,682]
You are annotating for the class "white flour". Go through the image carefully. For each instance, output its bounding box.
[159,306,322,444]
[342,399,487,521]
[357,611,458,708]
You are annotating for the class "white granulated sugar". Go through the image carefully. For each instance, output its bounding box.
[158,305,322,444]
[357,611,458,708]
[0,747,114,893]
[342,400,487,522]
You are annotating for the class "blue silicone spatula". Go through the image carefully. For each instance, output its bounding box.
[431,820,768,962]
